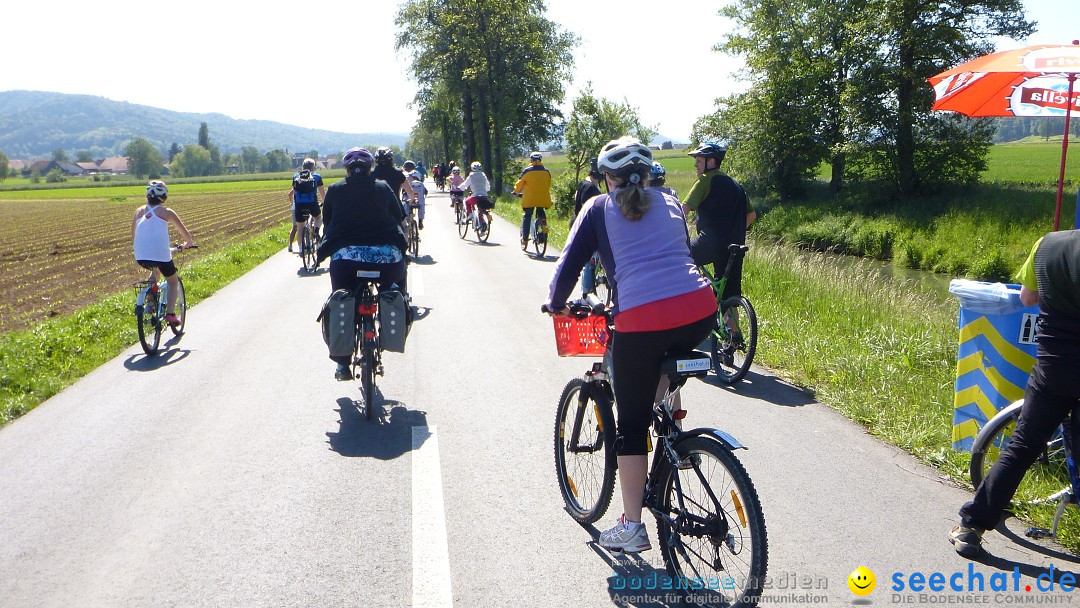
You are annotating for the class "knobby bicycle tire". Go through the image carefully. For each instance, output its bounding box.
[169,277,186,335]
[656,436,768,607]
[711,296,758,384]
[136,289,161,355]
[553,378,617,524]
[970,399,1070,507]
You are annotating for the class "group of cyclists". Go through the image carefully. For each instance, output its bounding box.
[131,136,754,555]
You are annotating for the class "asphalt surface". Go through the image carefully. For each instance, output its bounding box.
[2,185,1079,607]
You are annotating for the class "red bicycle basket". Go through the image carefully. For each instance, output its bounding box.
[553,315,608,357]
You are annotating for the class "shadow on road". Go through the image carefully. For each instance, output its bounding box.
[700,370,816,408]
[295,267,328,278]
[326,395,430,460]
[123,342,192,371]
[977,521,1080,569]
[465,240,500,248]
[527,252,557,263]
[411,254,438,266]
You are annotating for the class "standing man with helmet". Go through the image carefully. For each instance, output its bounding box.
[316,148,408,380]
[682,141,752,301]
[951,229,1080,557]
[514,151,553,248]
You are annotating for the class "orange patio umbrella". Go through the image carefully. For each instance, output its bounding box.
[928,41,1080,230]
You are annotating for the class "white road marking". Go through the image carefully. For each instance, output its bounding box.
[412,426,453,607]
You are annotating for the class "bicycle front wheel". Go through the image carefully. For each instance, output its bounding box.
[711,296,757,384]
[970,399,1070,507]
[136,291,162,355]
[553,378,617,524]
[592,263,612,307]
[458,212,470,238]
[534,220,548,257]
[656,436,768,607]
[169,277,187,335]
[303,225,318,272]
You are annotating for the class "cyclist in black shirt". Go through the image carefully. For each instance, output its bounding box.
[371,147,416,203]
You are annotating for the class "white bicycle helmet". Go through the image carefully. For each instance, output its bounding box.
[597,137,653,174]
[146,180,168,199]
[470,161,482,172]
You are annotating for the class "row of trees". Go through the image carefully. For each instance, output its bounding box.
[695,0,1034,199]
[124,122,304,179]
[395,0,576,194]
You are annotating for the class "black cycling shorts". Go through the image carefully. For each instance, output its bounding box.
[294,202,321,223]
[137,259,178,278]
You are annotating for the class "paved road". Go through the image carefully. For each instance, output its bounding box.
[2,186,1078,607]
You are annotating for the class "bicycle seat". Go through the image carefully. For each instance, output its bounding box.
[660,350,712,379]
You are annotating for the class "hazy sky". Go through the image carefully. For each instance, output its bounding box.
[0,0,1072,142]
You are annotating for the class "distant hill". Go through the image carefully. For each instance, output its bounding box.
[0,90,407,159]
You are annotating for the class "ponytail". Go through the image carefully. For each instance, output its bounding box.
[610,167,651,221]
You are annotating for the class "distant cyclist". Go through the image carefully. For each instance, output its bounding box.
[447,166,466,207]
[575,158,605,297]
[648,161,677,199]
[462,161,492,225]
[132,180,195,327]
[288,158,325,253]
[402,160,427,230]
[682,141,751,301]
[316,148,408,381]
[514,151,552,247]
[544,137,714,553]
[371,147,417,205]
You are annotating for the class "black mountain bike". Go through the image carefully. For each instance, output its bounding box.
[700,245,758,384]
[547,301,768,606]
[351,270,385,420]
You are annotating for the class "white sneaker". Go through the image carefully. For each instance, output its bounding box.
[599,514,651,553]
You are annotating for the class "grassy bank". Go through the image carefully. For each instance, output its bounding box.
[0,223,291,425]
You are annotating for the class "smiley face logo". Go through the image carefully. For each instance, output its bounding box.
[848,567,876,596]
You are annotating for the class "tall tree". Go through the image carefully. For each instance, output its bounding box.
[265,149,290,173]
[125,138,164,179]
[170,144,211,178]
[564,84,655,183]
[51,148,69,162]
[168,142,183,162]
[241,146,265,173]
[198,122,210,149]
[0,150,9,184]
[76,150,94,163]
[396,0,576,193]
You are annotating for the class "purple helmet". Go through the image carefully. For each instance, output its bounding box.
[342,147,374,168]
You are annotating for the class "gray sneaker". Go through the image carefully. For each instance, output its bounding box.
[949,524,983,558]
[599,515,652,553]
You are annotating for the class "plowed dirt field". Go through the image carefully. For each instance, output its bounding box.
[0,187,291,333]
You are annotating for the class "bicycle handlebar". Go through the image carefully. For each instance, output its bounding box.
[541,297,606,319]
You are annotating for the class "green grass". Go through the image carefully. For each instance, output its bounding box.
[0,223,291,425]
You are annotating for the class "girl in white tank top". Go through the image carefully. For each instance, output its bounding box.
[133,204,173,262]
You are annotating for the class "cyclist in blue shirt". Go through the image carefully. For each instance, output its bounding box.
[288,158,325,253]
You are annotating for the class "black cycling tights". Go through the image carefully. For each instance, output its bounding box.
[609,314,714,456]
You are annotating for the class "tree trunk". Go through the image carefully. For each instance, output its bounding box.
[461,81,477,167]
[895,11,918,196]
[476,81,493,188]
[829,151,845,193]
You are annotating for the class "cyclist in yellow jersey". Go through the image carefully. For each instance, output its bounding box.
[514,151,552,247]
